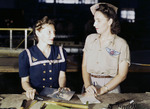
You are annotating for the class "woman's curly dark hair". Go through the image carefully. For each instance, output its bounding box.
[96,4,120,34]
[33,16,55,42]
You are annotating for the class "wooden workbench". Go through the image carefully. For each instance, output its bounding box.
[0,93,150,109]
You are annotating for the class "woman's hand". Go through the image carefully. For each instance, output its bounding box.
[85,85,97,96]
[90,3,99,15]
[26,88,36,100]
[58,87,71,92]
[96,86,109,96]
[21,76,37,100]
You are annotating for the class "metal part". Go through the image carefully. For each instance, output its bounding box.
[40,103,47,109]
[34,95,44,101]
[108,99,136,109]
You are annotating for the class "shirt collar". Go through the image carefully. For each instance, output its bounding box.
[95,34,116,44]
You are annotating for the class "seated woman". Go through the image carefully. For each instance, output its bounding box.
[19,16,69,99]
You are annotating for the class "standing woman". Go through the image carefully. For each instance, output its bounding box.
[82,3,130,96]
[19,16,69,99]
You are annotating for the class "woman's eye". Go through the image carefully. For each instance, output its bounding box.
[97,20,101,22]
[49,31,52,34]
[49,31,55,34]
[95,19,100,23]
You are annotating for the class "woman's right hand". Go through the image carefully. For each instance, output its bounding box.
[90,3,99,15]
[26,88,36,100]
[85,85,97,96]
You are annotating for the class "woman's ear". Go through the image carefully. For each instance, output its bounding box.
[108,18,113,26]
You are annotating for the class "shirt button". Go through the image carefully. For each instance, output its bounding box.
[43,71,46,73]
[50,85,52,88]
[49,77,52,80]
[49,70,52,73]
[43,86,45,88]
[43,78,45,81]
[43,63,46,66]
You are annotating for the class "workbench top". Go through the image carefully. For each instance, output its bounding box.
[0,93,150,109]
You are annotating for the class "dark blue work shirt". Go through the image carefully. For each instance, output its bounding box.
[19,45,67,93]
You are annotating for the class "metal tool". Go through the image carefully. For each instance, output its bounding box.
[108,99,136,109]
[20,99,27,109]
[43,101,88,109]
[34,94,44,101]
[40,103,47,109]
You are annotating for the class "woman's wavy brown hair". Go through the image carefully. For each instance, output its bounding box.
[96,4,120,34]
[33,16,54,42]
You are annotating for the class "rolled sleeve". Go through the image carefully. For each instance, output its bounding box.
[60,48,67,72]
[119,42,131,66]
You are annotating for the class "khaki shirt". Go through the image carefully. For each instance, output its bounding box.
[83,33,130,77]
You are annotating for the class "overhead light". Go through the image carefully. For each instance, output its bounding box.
[121,8,135,23]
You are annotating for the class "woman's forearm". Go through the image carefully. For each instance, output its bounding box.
[82,53,91,88]
[99,61,129,95]
[82,66,91,88]
[21,79,33,91]
[98,74,125,95]
[21,76,33,91]
[21,77,36,99]
[59,71,66,87]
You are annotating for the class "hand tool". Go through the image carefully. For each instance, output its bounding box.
[20,99,27,109]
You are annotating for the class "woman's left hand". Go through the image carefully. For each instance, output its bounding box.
[58,87,71,92]
[85,85,97,96]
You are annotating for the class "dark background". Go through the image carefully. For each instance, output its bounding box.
[0,0,150,94]
[0,0,150,50]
